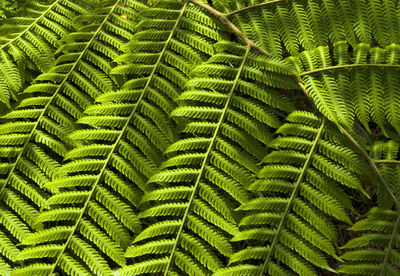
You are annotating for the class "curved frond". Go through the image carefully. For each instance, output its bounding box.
[211,0,400,57]
[289,42,400,134]
[208,0,400,137]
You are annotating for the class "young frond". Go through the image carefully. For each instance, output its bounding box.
[220,111,368,276]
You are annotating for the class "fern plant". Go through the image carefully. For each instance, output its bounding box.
[1,0,400,275]
[215,111,369,275]
[13,1,224,275]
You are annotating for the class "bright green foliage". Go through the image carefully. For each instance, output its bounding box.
[287,42,400,134]
[216,111,367,275]
[0,0,143,274]
[1,0,400,275]
[212,0,399,56]
[116,41,297,275]
[14,1,223,275]
[212,0,400,137]
[0,0,93,107]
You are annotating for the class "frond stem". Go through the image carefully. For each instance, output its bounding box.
[299,63,400,76]
[163,45,251,275]
[339,127,400,208]
[380,209,400,276]
[188,0,271,56]
[43,1,124,274]
[225,0,286,17]
[260,119,326,275]
[373,159,400,164]
[0,0,61,50]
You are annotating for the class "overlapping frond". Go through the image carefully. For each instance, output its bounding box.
[17,1,223,275]
[216,111,368,275]
[208,0,400,137]
[0,0,142,274]
[337,140,400,275]
[0,0,91,106]
[0,0,398,275]
[115,41,297,276]
[338,207,400,275]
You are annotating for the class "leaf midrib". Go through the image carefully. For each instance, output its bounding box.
[260,118,326,275]
[47,1,189,274]
[163,45,252,275]
[12,1,124,273]
[0,0,61,51]
[0,1,121,198]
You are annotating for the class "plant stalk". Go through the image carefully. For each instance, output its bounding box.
[188,0,271,56]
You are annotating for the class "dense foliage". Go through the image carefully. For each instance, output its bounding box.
[0,0,399,275]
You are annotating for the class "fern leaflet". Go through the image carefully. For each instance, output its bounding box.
[218,111,368,276]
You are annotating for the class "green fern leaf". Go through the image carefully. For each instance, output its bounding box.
[16,1,222,274]
[0,0,144,274]
[114,40,297,275]
[220,111,368,275]
[338,207,400,275]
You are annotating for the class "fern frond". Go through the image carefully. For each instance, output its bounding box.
[0,0,92,106]
[17,1,223,274]
[0,0,143,274]
[220,111,368,275]
[211,0,400,58]
[207,0,400,136]
[113,40,297,275]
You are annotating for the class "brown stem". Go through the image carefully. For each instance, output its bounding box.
[188,0,271,56]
